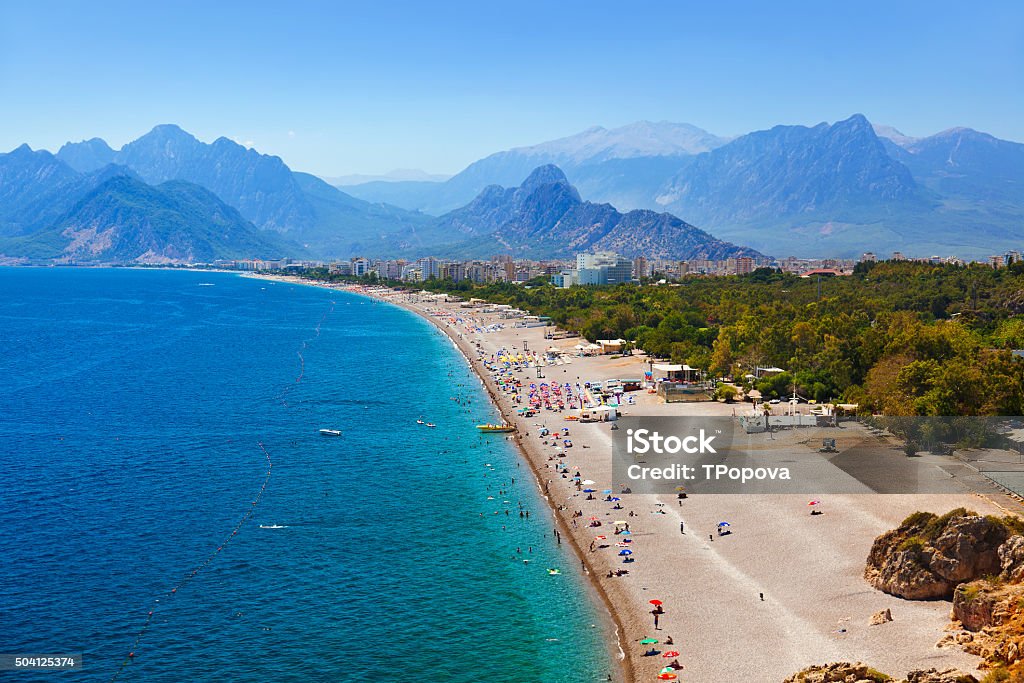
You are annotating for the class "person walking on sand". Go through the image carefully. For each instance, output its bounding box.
[679,521,684,534]
[653,612,660,629]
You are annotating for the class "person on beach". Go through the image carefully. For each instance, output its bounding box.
[679,521,685,534]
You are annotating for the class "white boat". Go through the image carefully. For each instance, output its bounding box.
[319,429,342,436]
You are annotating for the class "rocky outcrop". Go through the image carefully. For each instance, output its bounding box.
[783,663,977,683]
[999,535,1024,583]
[902,670,978,683]
[869,608,892,625]
[862,509,1024,679]
[865,509,1010,599]
[948,579,1024,670]
[783,662,890,682]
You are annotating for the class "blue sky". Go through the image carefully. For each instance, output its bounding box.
[1,0,1021,176]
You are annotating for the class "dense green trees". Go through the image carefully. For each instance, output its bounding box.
[318,260,1024,416]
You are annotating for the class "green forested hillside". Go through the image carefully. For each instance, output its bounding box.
[394,261,1024,415]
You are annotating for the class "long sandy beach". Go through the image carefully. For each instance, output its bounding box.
[255,275,1023,682]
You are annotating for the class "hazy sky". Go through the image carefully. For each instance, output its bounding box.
[1,0,1021,176]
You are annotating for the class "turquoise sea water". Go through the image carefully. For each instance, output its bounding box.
[0,268,612,682]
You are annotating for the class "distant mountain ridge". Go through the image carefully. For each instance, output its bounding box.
[49,175,289,263]
[657,115,923,216]
[6,114,1020,263]
[342,115,1024,257]
[0,146,289,263]
[55,125,437,257]
[436,165,759,261]
[339,121,727,215]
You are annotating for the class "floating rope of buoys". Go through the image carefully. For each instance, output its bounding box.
[110,443,273,681]
[278,301,334,407]
[112,301,334,679]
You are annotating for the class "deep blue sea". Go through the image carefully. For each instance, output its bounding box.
[0,268,612,682]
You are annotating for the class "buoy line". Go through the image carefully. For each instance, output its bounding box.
[110,300,334,679]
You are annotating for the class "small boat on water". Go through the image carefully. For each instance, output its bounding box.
[476,423,516,433]
[319,429,342,436]
[426,423,436,428]
[416,419,425,425]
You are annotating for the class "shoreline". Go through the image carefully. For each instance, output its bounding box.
[248,274,1024,682]
[381,286,635,682]
[248,273,633,681]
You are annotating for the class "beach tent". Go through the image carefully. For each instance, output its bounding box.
[652,363,698,382]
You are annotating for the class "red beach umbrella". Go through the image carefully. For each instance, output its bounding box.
[649,599,663,606]
[662,650,680,657]
[657,674,677,681]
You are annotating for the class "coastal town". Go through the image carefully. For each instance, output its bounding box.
[209,248,1024,285]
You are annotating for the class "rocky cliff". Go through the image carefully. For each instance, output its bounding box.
[783,662,977,682]
[865,509,1013,600]
[865,508,1024,679]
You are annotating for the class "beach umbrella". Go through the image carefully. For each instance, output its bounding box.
[583,488,596,493]
[589,516,599,521]
[639,638,658,644]
[657,673,677,680]
[649,599,663,606]
[610,497,621,501]
[618,549,632,556]
[674,486,687,492]
[594,535,606,540]
[614,520,627,525]
[662,651,680,657]
[621,530,631,535]
[660,667,674,674]
[808,499,820,506]
[602,489,613,494]
[582,479,596,485]
[622,538,632,543]
[718,521,731,528]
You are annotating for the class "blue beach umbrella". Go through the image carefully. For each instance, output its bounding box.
[618,549,632,556]
[718,522,731,528]
[583,488,596,493]
[602,489,613,494]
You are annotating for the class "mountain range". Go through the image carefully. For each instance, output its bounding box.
[1,115,1020,263]
[0,124,758,264]
[434,165,758,261]
[341,115,1024,258]
[0,144,290,263]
